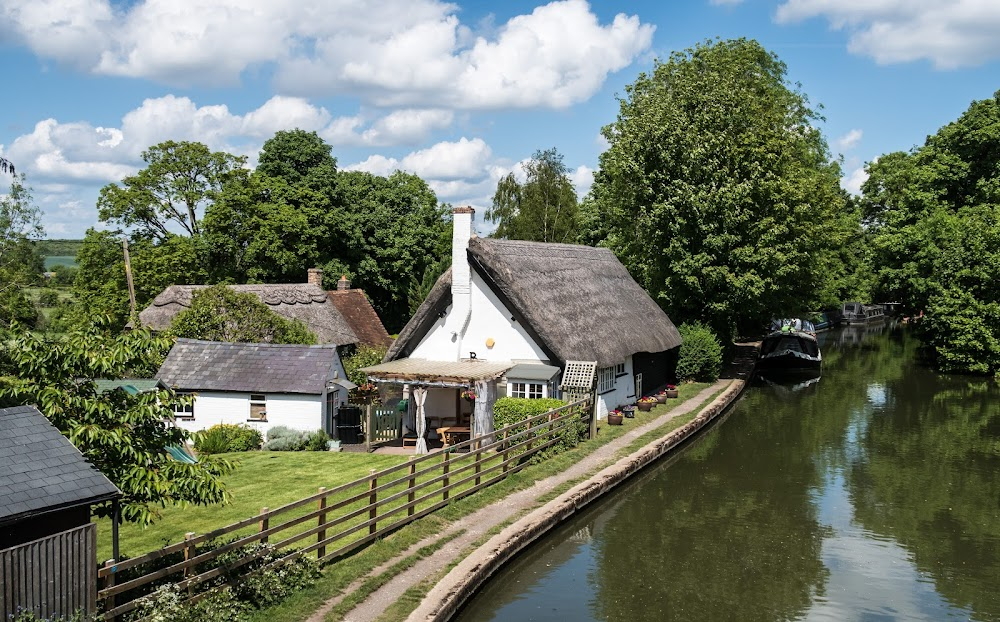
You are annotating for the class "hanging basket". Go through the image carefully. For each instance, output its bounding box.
[461,389,477,403]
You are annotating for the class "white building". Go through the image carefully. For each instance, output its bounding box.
[156,339,355,436]
[363,207,682,450]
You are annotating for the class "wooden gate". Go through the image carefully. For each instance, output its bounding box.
[363,406,402,451]
[0,523,97,619]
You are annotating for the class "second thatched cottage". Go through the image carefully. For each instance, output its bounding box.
[362,207,681,450]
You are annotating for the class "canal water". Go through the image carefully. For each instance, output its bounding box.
[456,325,1000,621]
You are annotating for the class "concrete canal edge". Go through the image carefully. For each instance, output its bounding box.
[407,379,747,622]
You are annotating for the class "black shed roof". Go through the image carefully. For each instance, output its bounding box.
[0,405,120,526]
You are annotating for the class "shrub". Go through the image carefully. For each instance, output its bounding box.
[492,397,582,461]
[131,584,250,622]
[37,289,61,307]
[193,424,263,455]
[10,610,91,622]
[676,321,723,382]
[262,426,328,451]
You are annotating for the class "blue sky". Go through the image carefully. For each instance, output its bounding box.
[2,0,999,238]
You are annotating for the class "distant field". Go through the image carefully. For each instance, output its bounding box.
[43,255,77,269]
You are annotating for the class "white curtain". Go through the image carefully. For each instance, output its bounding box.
[472,379,496,446]
[414,387,428,454]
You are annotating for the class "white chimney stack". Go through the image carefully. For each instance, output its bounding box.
[450,207,475,360]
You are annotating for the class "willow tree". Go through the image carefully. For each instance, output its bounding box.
[587,38,857,339]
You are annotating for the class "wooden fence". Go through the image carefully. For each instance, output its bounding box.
[1,523,97,620]
[96,397,593,620]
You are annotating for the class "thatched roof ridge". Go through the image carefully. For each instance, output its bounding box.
[384,267,452,362]
[388,241,681,368]
[138,284,358,346]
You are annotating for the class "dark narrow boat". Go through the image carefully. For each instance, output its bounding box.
[758,320,822,375]
[840,301,885,325]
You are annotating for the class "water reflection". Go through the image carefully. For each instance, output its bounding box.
[456,327,1000,621]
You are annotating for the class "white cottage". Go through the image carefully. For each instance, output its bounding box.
[156,339,355,436]
[362,207,682,452]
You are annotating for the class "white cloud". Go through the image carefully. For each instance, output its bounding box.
[1,0,653,108]
[834,128,863,152]
[569,164,594,197]
[774,0,1000,68]
[400,137,493,180]
[842,165,868,195]
[323,109,455,147]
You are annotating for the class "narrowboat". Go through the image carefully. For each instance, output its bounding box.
[840,302,885,325]
[758,321,822,374]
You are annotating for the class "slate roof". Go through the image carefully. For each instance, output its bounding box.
[138,284,359,346]
[156,339,342,394]
[327,289,393,348]
[0,405,120,526]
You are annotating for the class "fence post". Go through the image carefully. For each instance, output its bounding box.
[442,452,451,502]
[369,469,378,535]
[407,458,417,517]
[588,399,597,440]
[317,487,327,560]
[259,507,270,544]
[366,405,374,453]
[103,559,117,622]
[183,532,196,596]
[475,446,482,486]
[502,429,510,474]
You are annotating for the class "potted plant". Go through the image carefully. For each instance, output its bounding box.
[622,404,636,418]
[461,389,476,402]
[664,384,679,398]
[607,409,624,425]
[654,391,667,404]
[636,396,656,412]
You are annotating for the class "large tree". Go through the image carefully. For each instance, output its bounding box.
[487,148,579,242]
[862,91,1000,373]
[170,285,317,344]
[0,326,233,524]
[0,174,44,327]
[586,38,856,340]
[98,141,247,241]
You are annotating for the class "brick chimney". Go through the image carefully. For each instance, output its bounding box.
[337,274,351,290]
[307,267,323,287]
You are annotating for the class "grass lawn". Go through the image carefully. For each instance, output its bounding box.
[96,451,408,561]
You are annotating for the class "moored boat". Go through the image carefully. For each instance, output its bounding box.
[840,302,885,325]
[758,321,822,375]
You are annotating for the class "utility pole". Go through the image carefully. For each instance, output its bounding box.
[122,238,137,321]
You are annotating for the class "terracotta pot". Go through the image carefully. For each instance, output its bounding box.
[665,389,679,399]
[607,413,624,425]
[655,394,667,404]
[637,402,653,412]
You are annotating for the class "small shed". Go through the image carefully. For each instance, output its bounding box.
[0,405,120,619]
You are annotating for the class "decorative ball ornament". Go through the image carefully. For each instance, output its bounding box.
[486,337,495,349]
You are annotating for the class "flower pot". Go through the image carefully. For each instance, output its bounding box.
[665,389,679,399]
[637,402,653,412]
[607,413,624,425]
[622,406,636,418]
[655,394,667,404]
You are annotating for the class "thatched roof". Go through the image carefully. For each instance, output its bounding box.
[327,289,393,348]
[139,284,358,346]
[387,239,681,368]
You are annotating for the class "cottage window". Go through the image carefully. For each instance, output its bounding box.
[614,362,626,376]
[597,367,615,394]
[249,394,267,421]
[172,393,194,419]
[510,382,545,399]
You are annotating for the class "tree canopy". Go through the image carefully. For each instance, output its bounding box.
[585,38,858,339]
[486,148,579,243]
[862,90,1000,373]
[97,141,247,241]
[0,325,233,524]
[0,174,44,328]
[170,285,317,344]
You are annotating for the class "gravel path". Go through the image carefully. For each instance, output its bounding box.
[308,381,731,622]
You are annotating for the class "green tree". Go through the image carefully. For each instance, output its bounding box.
[587,38,856,340]
[98,141,246,241]
[170,285,317,344]
[1,174,44,327]
[862,91,1000,373]
[256,129,338,186]
[0,325,233,524]
[487,148,579,242]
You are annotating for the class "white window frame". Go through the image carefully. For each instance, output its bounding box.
[509,381,547,399]
[249,393,267,421]
[172,393,194,420]
[614,362,626,376]
[597,367,615,394]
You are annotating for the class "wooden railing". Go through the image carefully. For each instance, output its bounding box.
[96,397,593,620]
